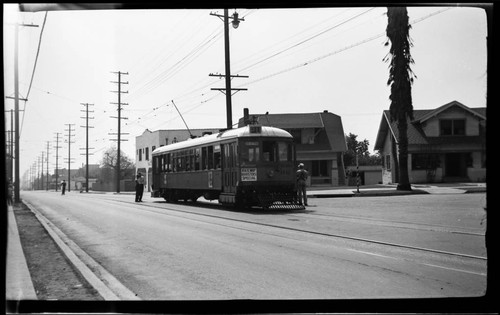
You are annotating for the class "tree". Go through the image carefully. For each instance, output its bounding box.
[99,147,135,182]
[384,7,416,191]
[344,133,382,167]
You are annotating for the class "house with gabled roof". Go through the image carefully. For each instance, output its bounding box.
[374,101,486,184]
[238,109,348,186]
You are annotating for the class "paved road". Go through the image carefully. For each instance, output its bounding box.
[19,190,487,300]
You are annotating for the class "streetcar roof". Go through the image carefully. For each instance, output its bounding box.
[152,125,292,155]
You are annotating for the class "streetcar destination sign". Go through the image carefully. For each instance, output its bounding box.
[241,168,257,181]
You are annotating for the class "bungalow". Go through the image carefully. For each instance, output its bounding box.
[374,101,486,184]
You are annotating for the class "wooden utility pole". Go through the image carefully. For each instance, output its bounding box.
[64,124,75,192]
[80,103,94,192]
[54,132,62,191]
[11,20,38,202]
[209,9,247,129]
[110,71,129,193]
[46,141,50,190]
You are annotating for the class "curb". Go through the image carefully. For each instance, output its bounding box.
[22,200,141,300]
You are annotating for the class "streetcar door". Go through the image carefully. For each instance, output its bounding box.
[222,142,238,194]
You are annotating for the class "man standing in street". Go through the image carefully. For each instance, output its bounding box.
[135,172,145,202]
[61,180,66,195]
[296,163,309,206]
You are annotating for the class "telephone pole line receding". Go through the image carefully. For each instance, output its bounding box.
[54,132,62,191]
[46,141,50,191]
[110,71,129,193]
[80,103,95,193]
[64,123,76,192]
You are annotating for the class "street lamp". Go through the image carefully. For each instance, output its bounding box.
[210,9,247,129]
[231,11,241,28]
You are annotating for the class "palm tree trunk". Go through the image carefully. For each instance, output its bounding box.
[397,117,411,190]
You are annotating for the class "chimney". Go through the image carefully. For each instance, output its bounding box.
[243,108,250,126]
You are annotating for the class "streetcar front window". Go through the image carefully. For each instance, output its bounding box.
[262,141,277,162]
[262,140,292,162]
[278,142,289,161]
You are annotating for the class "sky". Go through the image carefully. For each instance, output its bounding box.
[3,4,488,180]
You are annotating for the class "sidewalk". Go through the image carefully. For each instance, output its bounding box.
[308,182,486,198]
[6,204,37,300]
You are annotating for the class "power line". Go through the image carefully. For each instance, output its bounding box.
[236,8,375,74]
[238,7,453,88]
[20,11,48,137]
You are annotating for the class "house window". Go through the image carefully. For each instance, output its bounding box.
[145,147,149,161]
[385,155,391,170]
[440,119,466,136]
[312,160,328,177]
[138,149,142,161]
[412,153,440,170]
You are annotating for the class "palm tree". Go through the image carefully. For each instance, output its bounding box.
[384,7,416,191]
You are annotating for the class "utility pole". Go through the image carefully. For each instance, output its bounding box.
[4,109,14,181]
[209,9,247,129]
[64,124,75,192]
[54,132,62,191]
[41,151,45,190]
[11,20,38,203]
[80,103,94,193]
[46,141,50,190]
[110,71,129,193]
[37,155,41,190]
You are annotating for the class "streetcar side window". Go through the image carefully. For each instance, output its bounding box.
[207,146,214,169]
[202,147,208,170]
[165,153,171,172]
[214,145,221,169]
[195,148,201,171]
[177,153,184,172]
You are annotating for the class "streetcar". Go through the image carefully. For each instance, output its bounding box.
[150,124,304,210]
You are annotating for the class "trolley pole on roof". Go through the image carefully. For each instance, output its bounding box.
[171,100,192,138]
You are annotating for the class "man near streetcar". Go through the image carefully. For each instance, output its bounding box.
[61,180,66,195]
[296,163,309,206]
[135,172,145,202]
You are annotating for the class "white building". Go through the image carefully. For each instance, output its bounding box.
[136,128,222,191]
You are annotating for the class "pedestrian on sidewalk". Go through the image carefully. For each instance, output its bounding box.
[135,173,145,202]
[61,180,66,195]
[296,163,309,206]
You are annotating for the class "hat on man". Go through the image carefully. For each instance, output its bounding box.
[298,163,304,168]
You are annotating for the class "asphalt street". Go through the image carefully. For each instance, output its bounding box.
[11,189,487,301]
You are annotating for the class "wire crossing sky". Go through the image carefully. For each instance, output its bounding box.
[3,5,488,176]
